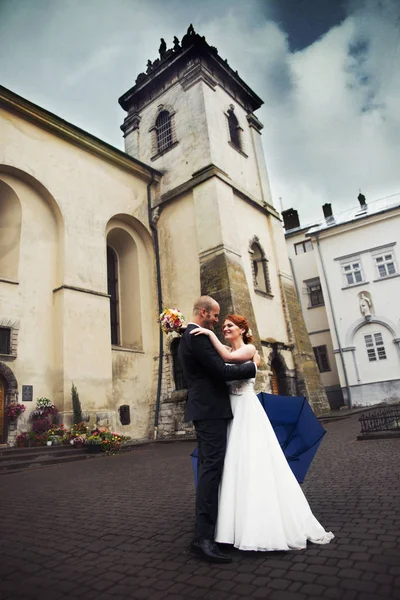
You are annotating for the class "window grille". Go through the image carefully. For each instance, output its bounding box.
[156,111,173,153]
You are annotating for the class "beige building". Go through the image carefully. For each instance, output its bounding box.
[0,27,329,446]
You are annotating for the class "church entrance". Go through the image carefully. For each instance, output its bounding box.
[0,378,5,444]
[270,355,289,396]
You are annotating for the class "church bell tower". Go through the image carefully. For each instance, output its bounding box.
[119,26,330,418]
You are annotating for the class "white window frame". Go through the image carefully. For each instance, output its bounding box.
[305,277,324,307]
[341,258,364,287]
[373,251,397,279]
[364,332,387,362]
[294,239,313,255]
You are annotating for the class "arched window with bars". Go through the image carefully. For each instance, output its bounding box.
[227,107,241,150]
[156,110,173,153]
[250,239,271,295]
[107,246,120,345]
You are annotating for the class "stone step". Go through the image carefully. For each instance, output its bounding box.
[0,452,96,474]
[0,446,86,461]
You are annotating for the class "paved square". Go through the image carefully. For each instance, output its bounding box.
[0,414,399,600]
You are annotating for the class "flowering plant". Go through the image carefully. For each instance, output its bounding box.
[31,397,58,420]
[70,422,89,436]
[32,417,53,435]
[46,424,67,440]
[6,403,26,420]
[71,435,85,446]
[15,432,29,447]
[86,427,123,453]
[159,308,185,334]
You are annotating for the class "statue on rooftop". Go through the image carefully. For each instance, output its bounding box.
[146,60,152,73]
[173,36,180,51]
[159,38,167,59]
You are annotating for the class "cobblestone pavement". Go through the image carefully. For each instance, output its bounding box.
[1,414,400,600]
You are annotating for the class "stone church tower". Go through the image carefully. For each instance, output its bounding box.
[119,26,330,433]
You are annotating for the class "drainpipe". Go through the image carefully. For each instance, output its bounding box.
[289,257,300,300]
[315,233,352,408]
[147,173,164,439]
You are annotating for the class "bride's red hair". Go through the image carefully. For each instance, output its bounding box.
[224,314,253,344]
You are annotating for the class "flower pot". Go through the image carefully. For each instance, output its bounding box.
[86,444,103,454]
[47,441,52,446]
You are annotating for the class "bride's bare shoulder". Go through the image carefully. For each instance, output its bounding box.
[223,345,232,352]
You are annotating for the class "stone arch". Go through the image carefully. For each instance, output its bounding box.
[0,361,18,400]
[345,316,399,347]
[266,347,291,396]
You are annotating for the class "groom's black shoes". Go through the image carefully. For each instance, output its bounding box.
[190,539,232,563]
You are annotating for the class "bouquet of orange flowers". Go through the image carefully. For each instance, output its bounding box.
[159,308,185,334]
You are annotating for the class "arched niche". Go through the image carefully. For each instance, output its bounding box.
[105,214,156,352]
[0,165,64,285]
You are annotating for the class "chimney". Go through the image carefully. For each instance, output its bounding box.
[322,203,333,219]
[358,192,366,208]
[282,208,300,231]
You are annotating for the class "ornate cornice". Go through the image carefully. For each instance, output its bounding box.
[153,163,280,219]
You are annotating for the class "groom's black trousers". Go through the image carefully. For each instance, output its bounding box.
[193,418,229,541]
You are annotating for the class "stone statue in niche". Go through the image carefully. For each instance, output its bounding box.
[359,293,372,318]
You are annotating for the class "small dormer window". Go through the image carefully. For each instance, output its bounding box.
[156,110,173,153]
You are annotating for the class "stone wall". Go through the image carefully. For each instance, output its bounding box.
[280,274,330,415]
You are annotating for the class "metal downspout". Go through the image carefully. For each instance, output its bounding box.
[315,233,352,408]
[147,174,164,439]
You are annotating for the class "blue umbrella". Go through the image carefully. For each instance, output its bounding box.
[257,392,326,483]
[190,394,326,486]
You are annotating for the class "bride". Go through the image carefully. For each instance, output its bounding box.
[191,314,334,552]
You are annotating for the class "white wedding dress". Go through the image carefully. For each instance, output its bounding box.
[215,376,334,551]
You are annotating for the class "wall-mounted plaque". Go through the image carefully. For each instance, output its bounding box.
[22,385,33,402]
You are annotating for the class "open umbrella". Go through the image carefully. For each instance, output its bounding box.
[190,394,326,486]
[257,392,326,483]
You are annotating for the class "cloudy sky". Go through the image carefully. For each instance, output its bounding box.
[0,0,399,224]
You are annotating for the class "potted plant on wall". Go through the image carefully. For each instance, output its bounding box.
[6,403,26,422]
[85,431,103,453]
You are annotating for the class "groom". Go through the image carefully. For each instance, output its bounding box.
[179,296,259,563]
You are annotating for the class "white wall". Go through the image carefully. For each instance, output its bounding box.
[310,209,400,406]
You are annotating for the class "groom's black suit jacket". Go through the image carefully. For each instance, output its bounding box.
[179,323,257,422]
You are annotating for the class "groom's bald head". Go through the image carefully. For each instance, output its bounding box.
[192,296,220,329]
